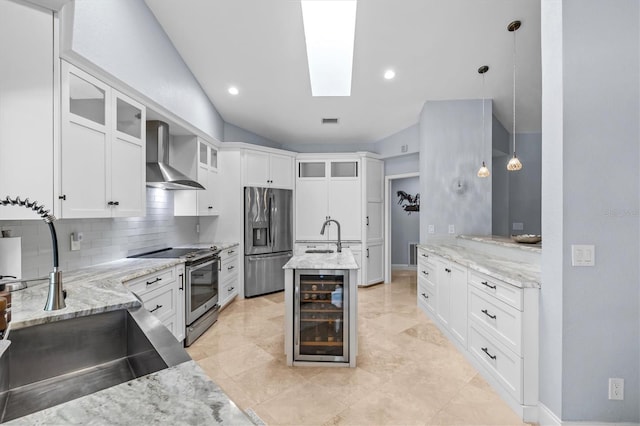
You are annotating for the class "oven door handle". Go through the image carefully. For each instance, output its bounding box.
[218,257,222,272]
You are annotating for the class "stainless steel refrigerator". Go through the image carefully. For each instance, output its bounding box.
[244,187,293,297]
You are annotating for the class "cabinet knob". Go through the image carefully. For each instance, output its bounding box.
[444,268,451,273]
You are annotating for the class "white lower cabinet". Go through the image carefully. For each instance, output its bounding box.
[124,264,186,343]
[218,246,239,308]
[416,247,539,421]
[365,242,384,285]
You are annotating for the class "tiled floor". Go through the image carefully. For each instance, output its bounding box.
[187,270,527,426]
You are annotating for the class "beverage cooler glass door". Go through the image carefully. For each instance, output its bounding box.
[294,270,349,362]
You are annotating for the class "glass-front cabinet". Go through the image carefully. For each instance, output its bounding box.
[294,270,349,362]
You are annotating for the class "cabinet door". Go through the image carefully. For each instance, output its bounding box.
[60,63,111,218]
[366,202,383,241]
[111,91,145,217]
[269,153,293,189]
[366,242,384,284]
[197,165,219,215]
[295,179,328,240]
[244,150,270,187]
[448,263,468,346]
[327,178,361,241]
[434,257,450,326]
[0,1,54,220]
[365,158,384,202]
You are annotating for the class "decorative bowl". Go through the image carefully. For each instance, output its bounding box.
[511,234,542,244]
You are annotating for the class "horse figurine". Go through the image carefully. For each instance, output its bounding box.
[397,191,420,214]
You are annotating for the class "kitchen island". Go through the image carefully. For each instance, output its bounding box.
[283,248,359,367]
[2,255,252,425]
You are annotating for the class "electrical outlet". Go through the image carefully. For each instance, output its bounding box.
[448,224,455,234]
[196,223,200,233]
[428,225,435,234]
[401,144,408,153]
[608,378,624,400]
[70,232,82,251]
[512,222,524,231]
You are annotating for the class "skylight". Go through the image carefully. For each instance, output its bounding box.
[301,0,357,97]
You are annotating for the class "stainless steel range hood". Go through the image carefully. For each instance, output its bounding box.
[146,120,205,190]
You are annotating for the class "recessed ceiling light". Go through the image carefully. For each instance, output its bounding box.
[301,0,357,97]
[384,69,396,80]
[228,86,239,95]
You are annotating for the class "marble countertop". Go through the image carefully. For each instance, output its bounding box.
[418,243,540,288]
[458,234,542,252]
[176,241,239,252]
[5,360,253,426]
[284,248,359,270]
[10,258,184,330]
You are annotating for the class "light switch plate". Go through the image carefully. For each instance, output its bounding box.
[448,225,455,234]
[571,244,595,266]
[428,225,435,234]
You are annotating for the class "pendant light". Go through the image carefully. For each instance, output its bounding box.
[477,65,490,178]
[506,20,523,171]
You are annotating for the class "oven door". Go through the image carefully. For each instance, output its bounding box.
[185,256,219,326]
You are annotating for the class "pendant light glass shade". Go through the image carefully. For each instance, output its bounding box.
[477,65,490,178]
[507,20,523,172]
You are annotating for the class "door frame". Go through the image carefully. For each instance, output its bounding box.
[384,172,420,283]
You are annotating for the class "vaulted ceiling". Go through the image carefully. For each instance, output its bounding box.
[145,0,541,146]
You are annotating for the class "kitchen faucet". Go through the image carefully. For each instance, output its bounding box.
[320,219,342,253]
[0,196,66,311]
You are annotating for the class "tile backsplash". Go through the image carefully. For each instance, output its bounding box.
[0,189,198,279]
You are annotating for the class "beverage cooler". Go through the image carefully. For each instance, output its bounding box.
[294,270,349,362]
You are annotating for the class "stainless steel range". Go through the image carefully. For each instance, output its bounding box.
[129,246,220,346]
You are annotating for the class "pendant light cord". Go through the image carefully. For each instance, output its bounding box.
[482,72,486,155]
[512,26,517,155]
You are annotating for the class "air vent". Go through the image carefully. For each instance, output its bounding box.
[321,118,339,124]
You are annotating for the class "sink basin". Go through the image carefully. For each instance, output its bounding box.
[305,249,334,254]
[0,307,190,423]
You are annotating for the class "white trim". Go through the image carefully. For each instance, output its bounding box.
[384,172,419,283]
[538,403,561,426]
[391,264,416,271]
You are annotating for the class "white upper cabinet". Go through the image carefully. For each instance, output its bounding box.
[173,137,220,216]
[59,62,146,218]
[244,150,293,189]
[0,1,54,219]
[365,157,384,202]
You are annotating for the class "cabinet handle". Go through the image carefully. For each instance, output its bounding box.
[208,206,213,209]
[218,258,222,272]
[229,286,235,291]
[481,281,497,290]
[366,248,369,258]
[444,268,451,273]
[149,304,163,313]
[421,270,429,276]
[481,347,497,360]
[107,201,114,206]
[421,253,428,258]
[228,265,235,271]
[366,216,369,226]
[146,277,162,286]
[178,273,184,291]
[114,201,119,206]
[421,292,429,300]
[481,309,497,320]
[58,195,66,200]
[228,250,235,254]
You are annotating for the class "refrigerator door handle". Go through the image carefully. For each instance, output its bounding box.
[267,193,273,247]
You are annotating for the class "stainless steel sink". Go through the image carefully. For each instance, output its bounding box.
[0,307,190,423]
[305,249,334,254]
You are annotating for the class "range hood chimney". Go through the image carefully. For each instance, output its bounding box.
[145,120,205,190]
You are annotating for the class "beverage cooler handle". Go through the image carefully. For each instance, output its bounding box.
[294,280,299,346]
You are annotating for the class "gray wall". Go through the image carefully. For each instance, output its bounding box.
[224,123,283,149]
[541,0,640,422]
[375,124,420,158]
[384,153,420,176]
[0,189,198,280]
[419,99,492,242]
[391,177,420,265]
[280,142,375,153]
[492,116,510,236]
[62,0,224,141]
[508,133,541,235]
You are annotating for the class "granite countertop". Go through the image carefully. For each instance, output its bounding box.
[418,243,540,288]
[5,361,253,426]
[11,258,184,330]
[284,248,359,270]
[176,241,239,251]
[457,234,542,252]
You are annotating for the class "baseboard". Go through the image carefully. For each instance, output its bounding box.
[538,402,640,426]
[391,264,417,270]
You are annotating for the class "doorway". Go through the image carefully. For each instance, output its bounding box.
[384,172,420,282]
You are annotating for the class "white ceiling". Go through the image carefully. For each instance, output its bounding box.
[144,0,541,146]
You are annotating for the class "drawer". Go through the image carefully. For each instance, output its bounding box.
[469,287,522,355]
[468,270,522,311]
[417,249,435,267]
[221,279,238,300]
[469,323,522,402]
[139,283,176,320]
[417,261,436,289]
[219,253,239,281]
[125,267,177,296]
[221,246,239,258]
[162,317,176,338]
[417,280,436,315]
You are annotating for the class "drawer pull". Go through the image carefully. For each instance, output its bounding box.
[481,347,497,360]
[149,304,163,313]
[146,277,162,286]
[481,281,497,290]
[421,253,428,258]
[229,286,235,291]
[421,270,429,276]
[421,292,429,300]
[228,250,235,254]
[227,265,235,271]
[444,268,451,273]
[481,309,497,319]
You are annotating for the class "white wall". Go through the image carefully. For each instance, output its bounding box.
[384,153,420,176]
[391,177,420,265]
[540,0,640,421]
[419,99,492,242]
[0,189,198,280]
[224,123,282,149]
[375,124,420,158]
[492,116,510,236]
[62,0,224,141]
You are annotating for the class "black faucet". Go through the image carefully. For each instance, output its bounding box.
[320,219,342,253]
[0,196,65,311]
